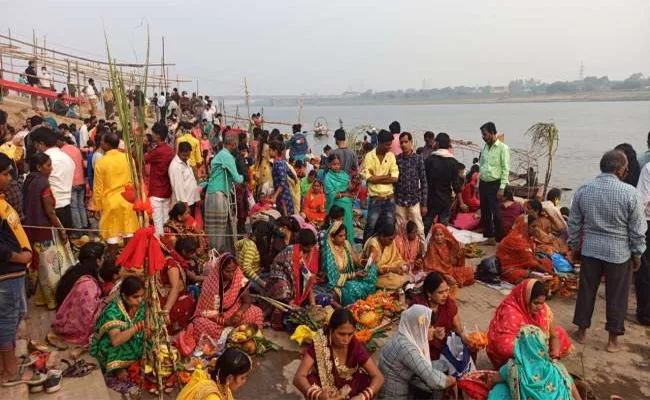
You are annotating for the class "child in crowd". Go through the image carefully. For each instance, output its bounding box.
[98,261,121,296]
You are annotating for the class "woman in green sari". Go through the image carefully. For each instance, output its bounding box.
[90,276,146,394]
[321,221,378,306]
[324,154,355,244]
[487,324,582,400]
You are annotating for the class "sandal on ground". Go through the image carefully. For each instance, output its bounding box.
[17,354,38,367]
[28,339,51,353]
[46,332,69,351]
[1,365,41,387]
[63,359,97,378]
[70,346,88,360]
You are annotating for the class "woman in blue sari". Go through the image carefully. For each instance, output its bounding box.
[321,221,377,306]
[324,154,355,244]
[488,324,582,400]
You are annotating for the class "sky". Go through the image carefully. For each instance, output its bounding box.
[2,0,649,96]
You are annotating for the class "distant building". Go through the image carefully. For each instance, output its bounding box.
[491,86,509,95]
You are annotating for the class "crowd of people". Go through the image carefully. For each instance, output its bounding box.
[0,93,648,400]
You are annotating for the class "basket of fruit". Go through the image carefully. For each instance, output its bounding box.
[227,324,259,355]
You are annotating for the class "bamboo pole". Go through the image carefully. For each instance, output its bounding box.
[0,33,174,67]
[7,29,13,74]
[0,47,189,86]
[76,60,80,100]
[161,36,166,92]
[245,77,250,118]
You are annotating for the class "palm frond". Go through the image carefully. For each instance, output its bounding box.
[525,122,560,197]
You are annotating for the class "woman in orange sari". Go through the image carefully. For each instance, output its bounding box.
[302,179,326,227]
[496,215,553,285]
[526,199,570,256]
[423,224,475,287]
[487,279,573,368]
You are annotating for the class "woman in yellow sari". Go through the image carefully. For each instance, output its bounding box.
[363,222,408,290]
[253,131,272,197]
[178,348,252,400]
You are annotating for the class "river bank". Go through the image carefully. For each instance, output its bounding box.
[254,89,650,107]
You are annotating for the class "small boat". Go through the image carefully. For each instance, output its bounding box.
[313,117,329,137]
[508,184,542,200]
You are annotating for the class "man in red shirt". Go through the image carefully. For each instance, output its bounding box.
[145,122,175,234]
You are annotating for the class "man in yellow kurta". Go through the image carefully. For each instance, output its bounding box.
[93,133,139,258]
[176,128,202,170]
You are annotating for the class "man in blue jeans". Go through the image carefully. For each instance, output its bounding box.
[361,130,399,242]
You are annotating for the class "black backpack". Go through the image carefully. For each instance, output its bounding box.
[476,256,501,284]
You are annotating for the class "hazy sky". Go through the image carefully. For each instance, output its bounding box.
[2,0,649,95]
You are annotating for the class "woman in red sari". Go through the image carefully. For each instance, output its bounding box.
[496,215,553,284]
[162,202,209,266]
[423,224,475,288]
[266,229,319,329]
[487,279,573,369]
[157,237,198,334]
[460,172,480,212]
[293,309,384,400]
[191,253,264,342]
[408,272,468,360]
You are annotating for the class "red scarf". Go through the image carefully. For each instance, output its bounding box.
[291,245,319,305]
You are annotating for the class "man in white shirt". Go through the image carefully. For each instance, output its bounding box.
[169,142,200,212]
[31,127,75,230]
[84,78,99,117]
[79,118,90,148]
[157,93,167,123]
[202,100,216,123]
[39,66,53,89]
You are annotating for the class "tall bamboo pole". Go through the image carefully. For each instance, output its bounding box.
[7,29,13,74]
[32,30,36,55]
[76,60,80,102]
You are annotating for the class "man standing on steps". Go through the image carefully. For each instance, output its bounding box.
[423,132,466,235]
[395,132,427,241]
[329,128,359,176]
[361,130,399,241]
[478,121,509,244]
[569,150,647,352]
[635,159,650,326]
[144,122,175,235]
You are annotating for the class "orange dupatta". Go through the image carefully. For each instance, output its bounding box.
[423,224,474,286]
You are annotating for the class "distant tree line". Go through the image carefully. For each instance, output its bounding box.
[349,73,650,100]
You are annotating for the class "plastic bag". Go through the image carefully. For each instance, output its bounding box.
[551,253,573,273]
[440,332,476,378]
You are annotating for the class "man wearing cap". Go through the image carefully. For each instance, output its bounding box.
[361,129,399,241]
[329,128,358,175]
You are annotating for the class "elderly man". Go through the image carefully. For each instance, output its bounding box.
[204,134,243,252]
[569,150,647,352]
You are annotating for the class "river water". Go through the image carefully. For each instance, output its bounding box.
[256,101,650,199]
